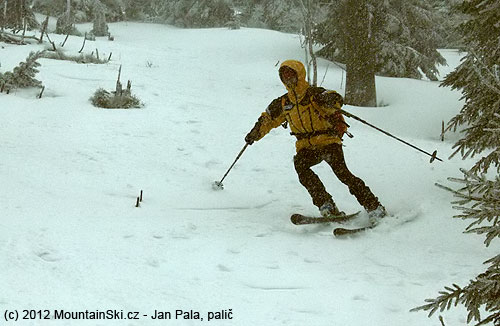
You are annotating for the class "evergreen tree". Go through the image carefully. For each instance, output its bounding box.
[144,0,232,28]
[91,0,109,36]
[56,0,75,34]
[236,0,301,31]
[240,2,266,29]
[31,0,62,17]
[314,0,378,106]
[439,0,500,173]
[100,0,124,22]
[33,0,124,23]
[226,9,241,29]
[0,51,44,91]
[143,0,169,21]
[379,0,446,80]
[262,1,301,33]
[430,0,465,48]
[181,0,233,28]
[188,0,233,27]
[412,1,500,324]
[124,0,146,20]
[315,0,446,82]
[0,0,39,32]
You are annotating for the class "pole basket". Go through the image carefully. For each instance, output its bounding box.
[430,150,438,163]
[212,181,224,191]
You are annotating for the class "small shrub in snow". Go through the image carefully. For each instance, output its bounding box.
[0,51,44,92]
[90,74,142,109]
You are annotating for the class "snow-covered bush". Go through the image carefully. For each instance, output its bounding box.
[90,87,141,109]
[0,51,44,92]
[90,70,141,109]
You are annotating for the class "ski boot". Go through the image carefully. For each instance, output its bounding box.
[320,201,346,219]
[368,205,387,225]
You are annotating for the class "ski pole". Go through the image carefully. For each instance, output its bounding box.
[340,109,442,163]
[212,143,249,190]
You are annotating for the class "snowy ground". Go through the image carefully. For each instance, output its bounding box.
[1,22,497,326]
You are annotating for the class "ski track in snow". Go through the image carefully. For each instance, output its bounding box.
[0,21,496,326]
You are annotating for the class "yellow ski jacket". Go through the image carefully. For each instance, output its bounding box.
[250,60,347,152]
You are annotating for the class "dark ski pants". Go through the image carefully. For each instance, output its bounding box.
[293,143,381,211]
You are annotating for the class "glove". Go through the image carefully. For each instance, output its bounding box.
[333,121,348,138]
[245,128,260,145]
[328,111,348,138]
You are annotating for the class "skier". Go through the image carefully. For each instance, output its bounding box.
[245,60,386,221]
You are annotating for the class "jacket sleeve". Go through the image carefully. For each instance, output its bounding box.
[313,90,343,113]
[312,90,348,136]
[248,97,287,142]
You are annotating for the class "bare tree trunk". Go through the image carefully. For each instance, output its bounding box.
[297,0,318,86]
[344,0,377,107]
[15,0,22,31]
[115,64,122,94]
[21,0,26,42]
[38,15,48,43]
[21,14,26,42]
[79,32,86,53]
[302,34,310,83]
[66,0,71,16]
[1,0,7,32]
[307,24,318,86]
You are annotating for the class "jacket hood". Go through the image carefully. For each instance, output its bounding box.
[280,60,310,103]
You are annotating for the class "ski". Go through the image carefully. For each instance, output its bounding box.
[333,224,376,237]
[291,211,360,225]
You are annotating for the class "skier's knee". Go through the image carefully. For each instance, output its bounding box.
[336,170,353,184]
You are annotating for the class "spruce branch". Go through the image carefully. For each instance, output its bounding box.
[469,50,500,95]
[413,255,500,324]
[436,170,499,246]
[475,313,500,326]
[411,284,463,317]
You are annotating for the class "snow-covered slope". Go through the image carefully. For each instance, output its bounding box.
[0,22,496,325]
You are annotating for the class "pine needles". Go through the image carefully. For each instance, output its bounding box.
[436,169,500,247]
[0,51,45,93]
[90,88,141,109]
[411,256,500,325]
